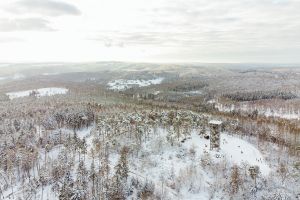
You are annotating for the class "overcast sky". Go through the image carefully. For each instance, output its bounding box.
[0,0,299,63]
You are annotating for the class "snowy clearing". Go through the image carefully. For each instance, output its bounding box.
[6,87,69,99]
[182,132,271,175]
[107,77,164,90]
[144,130,270,181]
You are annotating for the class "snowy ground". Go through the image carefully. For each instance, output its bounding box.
[107,77,164,91]
[6,87,69,100]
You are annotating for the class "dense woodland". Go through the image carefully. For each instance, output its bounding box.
[0,88,298,199]
[223,90,297,101]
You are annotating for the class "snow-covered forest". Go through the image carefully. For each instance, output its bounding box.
[0,63,299,200]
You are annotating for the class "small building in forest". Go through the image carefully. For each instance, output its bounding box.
[209,120,222,151]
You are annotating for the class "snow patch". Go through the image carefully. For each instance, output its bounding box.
[107,77,164,91]
[186,90,202,94]
[6,87,69,100]
[209,120,222,125]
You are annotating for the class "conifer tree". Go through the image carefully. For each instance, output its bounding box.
[89,161,96,197]
[59,171,74,200]
[230,165,241,195]
[110,146,129,200]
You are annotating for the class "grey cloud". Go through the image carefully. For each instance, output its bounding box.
[104,39,113,48]
[91,31,204,47]
[137,0,300,48]
[0,18,54,32]
[91,23,300,51]
[7,0,81,16]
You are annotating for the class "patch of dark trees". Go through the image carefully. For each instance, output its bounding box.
[223,90,297,101]
[168,82,208,92]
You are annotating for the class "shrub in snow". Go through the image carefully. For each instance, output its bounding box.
[261,189,294,200]
[39,166,51,186]
[200,152,212,168]
[175,165,204,194]
[189,145,196,160]
[137,180,155,199]
[42,116,58,130]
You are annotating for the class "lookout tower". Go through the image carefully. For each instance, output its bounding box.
[209,120,222,150]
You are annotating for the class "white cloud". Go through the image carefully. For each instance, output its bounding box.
[0,18,53,32]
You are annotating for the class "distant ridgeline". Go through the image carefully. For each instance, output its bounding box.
[223,90,297,101]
